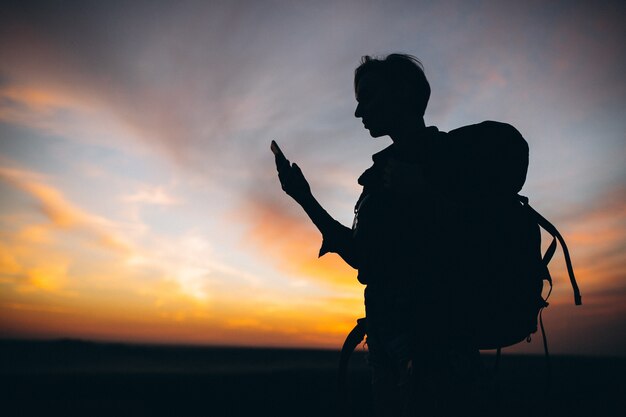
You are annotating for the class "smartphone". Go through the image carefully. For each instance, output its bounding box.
[271,140,290,167]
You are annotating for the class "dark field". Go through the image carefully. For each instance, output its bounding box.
[1,340,624,417]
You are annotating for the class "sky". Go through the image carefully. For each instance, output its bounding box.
[0,0,624,356]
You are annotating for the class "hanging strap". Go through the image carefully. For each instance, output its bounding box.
[543,236,558,266]
[539,306,553,400]
[518,195,582,306]
[338,318,367,397]
[494,347,501,372]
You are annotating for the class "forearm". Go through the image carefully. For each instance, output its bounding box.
[297,194,358,268]
[298,194,338,236]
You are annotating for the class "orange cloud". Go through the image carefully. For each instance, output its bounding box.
[555,185,626,293]
[526,184,626,355]
[0,83,113,145]
[0,166,132,254]
[0,242,21,276]
[24,262,69,292]
[239,194,358,289]
[0,85,82,113]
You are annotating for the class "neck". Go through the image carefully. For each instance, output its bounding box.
[389,118,426,152]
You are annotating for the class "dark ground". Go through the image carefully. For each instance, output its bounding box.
[1,340,624,417]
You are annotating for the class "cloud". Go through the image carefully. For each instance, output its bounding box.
[24,262,69,293]
[126,233,215,300]
[0,0,379,188]
[123,185,180,206]
[0,82,149,162]
[0,231,77,296]
[0,165,132,253]
[1,2,298,171]
[0,163,201,300]
[0,164,133,295]
[553,184,626,291]
[238,192,358,289]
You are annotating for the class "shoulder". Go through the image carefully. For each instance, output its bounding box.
[448,120,519,134]
[447,121,527,147]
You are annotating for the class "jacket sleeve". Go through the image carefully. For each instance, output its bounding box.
[318,219,359,269]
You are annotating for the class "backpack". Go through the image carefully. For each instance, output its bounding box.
[444,121,582,350]
[338,121,582,394]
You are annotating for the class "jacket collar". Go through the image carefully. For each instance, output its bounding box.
[358,126,439,186]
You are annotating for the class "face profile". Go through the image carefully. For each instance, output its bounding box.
[354,71,396,138]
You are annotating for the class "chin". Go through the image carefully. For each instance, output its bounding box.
[367,128,386,138]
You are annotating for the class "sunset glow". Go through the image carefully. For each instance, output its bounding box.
[1,0,624,355]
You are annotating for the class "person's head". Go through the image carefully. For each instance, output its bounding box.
[354,54,430,138]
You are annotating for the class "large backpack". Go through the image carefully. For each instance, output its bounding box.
[338,121,582,395]
[444,121,582,350]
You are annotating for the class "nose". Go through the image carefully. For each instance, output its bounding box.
[354,102,362,118]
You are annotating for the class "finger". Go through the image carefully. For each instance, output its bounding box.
[275,157,291,175]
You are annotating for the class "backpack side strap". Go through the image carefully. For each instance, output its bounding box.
[338,318,367,395]
[518,195,582,306]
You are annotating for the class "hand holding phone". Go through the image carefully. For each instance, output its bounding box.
[271,140,311,204]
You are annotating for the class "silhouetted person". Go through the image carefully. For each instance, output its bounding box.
[274,54,488,416]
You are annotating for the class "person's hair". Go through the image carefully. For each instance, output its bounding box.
[354,53,431,117]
